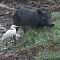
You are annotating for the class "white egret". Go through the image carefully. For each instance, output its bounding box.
[1,25,19,49]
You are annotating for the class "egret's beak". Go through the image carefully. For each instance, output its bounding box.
[15,26,20,28]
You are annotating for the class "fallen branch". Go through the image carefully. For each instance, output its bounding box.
[0,4,16,11]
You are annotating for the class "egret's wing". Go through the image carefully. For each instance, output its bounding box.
[2,30,16,40]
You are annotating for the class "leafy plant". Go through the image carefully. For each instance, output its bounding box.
[46,0,54,4]
[8,12,60,60]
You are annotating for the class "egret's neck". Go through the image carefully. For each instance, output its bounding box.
[11,28,16,30]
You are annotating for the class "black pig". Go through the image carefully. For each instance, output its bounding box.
[13,8,54,30]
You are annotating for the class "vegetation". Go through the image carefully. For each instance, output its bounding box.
[1,0,60,60]
[1,0,60,5]
[46,0,54,4]
[7,12,60,60]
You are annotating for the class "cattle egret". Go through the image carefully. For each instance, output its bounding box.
[1,25,19,49]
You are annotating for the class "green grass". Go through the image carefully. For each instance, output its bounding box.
[19,12,60,46]
[35,51,60,60]
[9,12,60,60]
[46,0,54,4]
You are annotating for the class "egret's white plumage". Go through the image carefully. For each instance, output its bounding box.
[2,25,18,41]
[0,25,20,49]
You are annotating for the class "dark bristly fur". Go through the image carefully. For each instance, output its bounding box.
[13,8,54,30]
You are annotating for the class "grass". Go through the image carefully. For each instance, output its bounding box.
[46,0,54,4]
[8,12,60,60]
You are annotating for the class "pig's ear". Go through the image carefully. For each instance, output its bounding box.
[37,9,44,15]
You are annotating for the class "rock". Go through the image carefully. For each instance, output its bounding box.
[0,26,6,30]
[0,24,7,30]
[43,4,50,7]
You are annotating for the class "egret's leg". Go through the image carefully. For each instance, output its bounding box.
[6,41,8,49]
[13,35,16,44]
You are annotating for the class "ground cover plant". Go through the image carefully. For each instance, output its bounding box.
[7,12,60,60]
